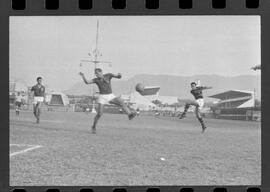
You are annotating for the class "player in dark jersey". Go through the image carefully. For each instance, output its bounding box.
[179,82,212,133]
[31,77,45,123]
[79,68,136,134]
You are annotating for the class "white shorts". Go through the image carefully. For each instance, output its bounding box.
[196,98,204,110]
[33,96,44,104]
[97,94,117,105]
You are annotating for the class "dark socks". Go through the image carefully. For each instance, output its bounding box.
[198,117,206,128]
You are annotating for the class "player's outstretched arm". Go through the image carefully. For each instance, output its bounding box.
[203,86,212,90]
[251,65,261,71]
[197,86,212,90]
[79,72,94,84]
[111,73,122,79]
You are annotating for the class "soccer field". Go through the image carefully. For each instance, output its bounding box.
[10,110,261,186]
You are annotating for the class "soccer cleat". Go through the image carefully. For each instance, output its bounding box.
[91,126,96,134]
[198,117,206,133]
[202,126,207,133]
[36,118,40,124]
[179,113,186,119]
[128,112,136,120]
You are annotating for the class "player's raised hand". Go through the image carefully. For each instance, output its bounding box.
[117,73,122,78]
[79,72,84,76]
[251,65,261,71]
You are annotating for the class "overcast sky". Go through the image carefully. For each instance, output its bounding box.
[10,16,260,91]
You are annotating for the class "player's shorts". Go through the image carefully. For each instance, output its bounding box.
[97,94,117,105]
[196,98,204,110]
[15,101,22,107]
[33,96,44,104]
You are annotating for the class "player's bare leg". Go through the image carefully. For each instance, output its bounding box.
[110,97,136,120]
[92,103,104,134]
[17,105,20,115]
[33,104,38,122]
[33,102,41,123]
[36,102,42,123]
[195,107,207,133]
[15,105,19,115]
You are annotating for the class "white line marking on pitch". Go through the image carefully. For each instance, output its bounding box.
[10,118,64,124]
[10,144,43,157]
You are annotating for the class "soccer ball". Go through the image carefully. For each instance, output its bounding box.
[135,83,145,93]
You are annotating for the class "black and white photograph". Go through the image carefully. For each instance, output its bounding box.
[9,16,261,186]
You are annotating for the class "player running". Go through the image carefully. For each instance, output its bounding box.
[79,68,137,134]
[15,92,23,115]
[31,77,45,123]
[179,82,212,133]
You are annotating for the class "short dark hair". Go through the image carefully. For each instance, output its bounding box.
[95,68,102,73]
[37,77,42,81]
[191,82,196,86]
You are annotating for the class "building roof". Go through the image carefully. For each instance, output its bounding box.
[209,90,255,109]
[209,90,254,100]
[140,86,160,96]
[121,92,157,110]
[46,91,70,106]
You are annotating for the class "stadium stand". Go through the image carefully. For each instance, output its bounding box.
[209,90,261,121]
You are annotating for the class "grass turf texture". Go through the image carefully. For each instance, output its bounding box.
[10,110,260,186]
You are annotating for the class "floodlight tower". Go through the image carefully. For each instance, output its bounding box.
[251,64,261,108]
[80,20,111,113]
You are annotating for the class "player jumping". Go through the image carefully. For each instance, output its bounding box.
[79,68,137,134]
[31,77,45,123]
[179,82,212,133]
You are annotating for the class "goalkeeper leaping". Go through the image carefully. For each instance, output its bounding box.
[179,82,212,133]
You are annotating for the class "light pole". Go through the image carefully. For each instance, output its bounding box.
[80,20,111,113]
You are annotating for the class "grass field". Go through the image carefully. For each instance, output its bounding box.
[10,109,261,186]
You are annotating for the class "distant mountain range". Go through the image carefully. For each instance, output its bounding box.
[64,74,261,100]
